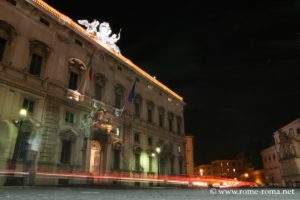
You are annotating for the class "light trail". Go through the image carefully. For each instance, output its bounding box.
[0,170,256,188]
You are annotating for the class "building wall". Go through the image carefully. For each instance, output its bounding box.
[185,136,194,177]
[0,0,186,185]
[273,118,300,187]
[195,158,252,180]
[260,145,282,186]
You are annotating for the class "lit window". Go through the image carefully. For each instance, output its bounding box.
[0,38,6,61]
[65,111,74,123]
[68,71,78,90]
[178,145,181,153]
[23,98,35,113]
[29,53,43,76]
[114,127,120,136]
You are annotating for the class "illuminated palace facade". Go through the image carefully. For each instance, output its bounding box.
[0,0,186,185]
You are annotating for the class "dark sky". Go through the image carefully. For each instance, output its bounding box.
[44,0,300,167]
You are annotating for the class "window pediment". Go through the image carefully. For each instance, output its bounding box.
[114,83,124,94]
[29,39,51,58]
[94,73,107,85]
[59,128,79,142]
[68,57,87,71]
[0,20,17,41]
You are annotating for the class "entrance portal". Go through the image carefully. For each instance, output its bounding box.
[90,140,101,174]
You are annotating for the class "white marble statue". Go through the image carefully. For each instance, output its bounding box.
[78,19,121,54]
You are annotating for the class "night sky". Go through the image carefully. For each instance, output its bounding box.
[44,0,300,168]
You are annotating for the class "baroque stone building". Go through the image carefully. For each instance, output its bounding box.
[0,0,186,185]
[273,118,300,187]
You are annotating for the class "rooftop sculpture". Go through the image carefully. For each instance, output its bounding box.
[78,19,121,54]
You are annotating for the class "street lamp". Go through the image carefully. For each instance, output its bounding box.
[155,147,161,176]
[5,108,27,185]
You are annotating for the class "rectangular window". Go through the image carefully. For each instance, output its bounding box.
[169,118,173,132]
[0,38,6,61]
[134,133,140,143]
[95,84,102,101]
[65,111,74,123]
[147,137,152,146]
[115,93,122,109]
[159,113,163,128]
[74,39,83,47]
[113,149,120,170]
[23,98,35,113]
[135,153,140,171]
[29,53,43,76]
[60,140,71,164]
[39,17,50,26]
[68,71,78,90]
[178,145,181,153]
[177,122,181,135]
[134,102,140,117]
[6,0,17,6]
[147,108,152,123]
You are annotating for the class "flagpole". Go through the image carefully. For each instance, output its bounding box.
[117,78,136,117]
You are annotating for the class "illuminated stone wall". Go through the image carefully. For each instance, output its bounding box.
[0,0,187,185]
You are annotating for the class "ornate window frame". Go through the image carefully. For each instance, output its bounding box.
[27,39,52,77]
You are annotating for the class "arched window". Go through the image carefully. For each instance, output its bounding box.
[28,40,51,77]
[0,20,16,63]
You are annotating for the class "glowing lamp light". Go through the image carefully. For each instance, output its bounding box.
[19,108,27,118]
[155,147,161,154]
[244,173,249,178]
[151,153,156,157]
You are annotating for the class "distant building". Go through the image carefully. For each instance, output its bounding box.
[194,156,253,180]
[273,118,300,187]
[260,145,282,186]
[0,0,186,186]
[194,164,212,176]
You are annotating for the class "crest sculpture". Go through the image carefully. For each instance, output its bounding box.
[78,19,121,54]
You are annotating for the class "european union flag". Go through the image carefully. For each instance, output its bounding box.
[127,79,136,103]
